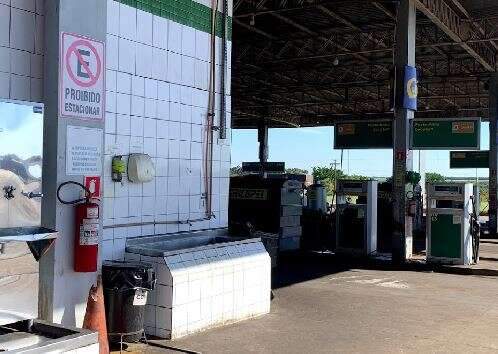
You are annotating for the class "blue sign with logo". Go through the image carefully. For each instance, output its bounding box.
[403,65,418,111]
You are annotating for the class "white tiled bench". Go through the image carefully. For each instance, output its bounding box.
[125,230,271,339]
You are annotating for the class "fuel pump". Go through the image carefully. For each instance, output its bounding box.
[335,180,378,256]
[426,182,477,265]
[57,181,100,272]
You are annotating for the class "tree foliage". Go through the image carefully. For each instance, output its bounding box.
[312,166,367,196]
[425,172,446,183]
[230,166,243,176]
[286,167,308,175]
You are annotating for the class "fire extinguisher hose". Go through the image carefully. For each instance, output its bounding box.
[57,181,91,205]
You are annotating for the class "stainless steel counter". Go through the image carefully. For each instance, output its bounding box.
[0,320,98,353]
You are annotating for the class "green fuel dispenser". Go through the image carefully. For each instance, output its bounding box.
[426,183,477,265]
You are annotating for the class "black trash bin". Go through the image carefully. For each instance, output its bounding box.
[102,261,156,343]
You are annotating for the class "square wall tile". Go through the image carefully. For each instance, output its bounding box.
[142,196,155,216]
[30,53,42,78]
[113,238,126,261]
[143,118,156,138]
[145,78,158,99]
[102,240,114,261]
[145,98,157,118]
[131,95,145,117]
[180,86,192,105]
[0,5,10,47]
[153,15,168,49]
[152,47,167,81]
[168,21,182,54]
[119,3,136,41]
[167,52,182,83]
[156,177,168,196]
[116,72,132,94]
[156,307,172,330]
[107,0,120,35]
[169,103,181,123]
[182,25,196,58]
[168,140,180,159]
[180,105,191,123]
[130,116,144,137]
[10,8,35,52]
[116,93,131,115]
[132,75,145,97]
[116,114,131,136]
[106,69,117,92]
[157,100,169,120]
[158,81,169,101]
[136,43,153,78]
[10,49,30,76]
[34,14,43,54]
[129,196,142,217]
[170,84,181,103]
[157,138,169,158]
[118,38,136,74]
[195,30,209,61]
[180,123,191,141]
[106,35,119,71]
[10,74,30,101]
[136,9,152,45]
[144,137,156,157]
[143,178,156,198]
[0,46,10,73]
[157,119,168,139]
[130,135,144,153]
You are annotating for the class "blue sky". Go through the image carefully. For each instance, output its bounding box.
[231,123,490,178]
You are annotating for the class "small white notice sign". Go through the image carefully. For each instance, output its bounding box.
[133,289,148,306]
[66,125,103,175]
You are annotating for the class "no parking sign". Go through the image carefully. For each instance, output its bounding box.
[60,32,105,120]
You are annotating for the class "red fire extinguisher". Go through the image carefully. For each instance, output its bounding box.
[57,181,100,272]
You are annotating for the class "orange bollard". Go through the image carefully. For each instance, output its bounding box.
[83,276,110,354]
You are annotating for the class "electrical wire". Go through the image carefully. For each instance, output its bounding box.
[56,181,91,205]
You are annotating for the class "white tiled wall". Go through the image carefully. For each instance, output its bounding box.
[0,0,44,101]
[125,239,271,339]
[104,0,232,260]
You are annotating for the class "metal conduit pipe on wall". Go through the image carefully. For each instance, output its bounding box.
[105,1,222,231]
[219,0,228,139]
[203,0,219,220]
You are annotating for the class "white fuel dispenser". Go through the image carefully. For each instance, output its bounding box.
[335,180,377,256]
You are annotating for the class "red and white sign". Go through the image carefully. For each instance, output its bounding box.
[84,176,101,199]
[395,150,406,161]
[60,32,105,120]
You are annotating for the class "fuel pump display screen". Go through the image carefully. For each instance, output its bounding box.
[434,186,461,194]
[340,182,365,194]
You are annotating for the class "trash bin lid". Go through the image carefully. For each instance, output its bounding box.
[102,260,153,270]
[102,260,156,290]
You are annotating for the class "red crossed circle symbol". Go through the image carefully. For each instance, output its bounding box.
[66,39,102,88]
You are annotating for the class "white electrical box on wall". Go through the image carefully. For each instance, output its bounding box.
[128,154,155,183]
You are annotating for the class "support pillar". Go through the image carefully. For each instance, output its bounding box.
[40,0,106,326]
[392,0,416,263]
[489,74,498,236]
[258,120,269,164]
